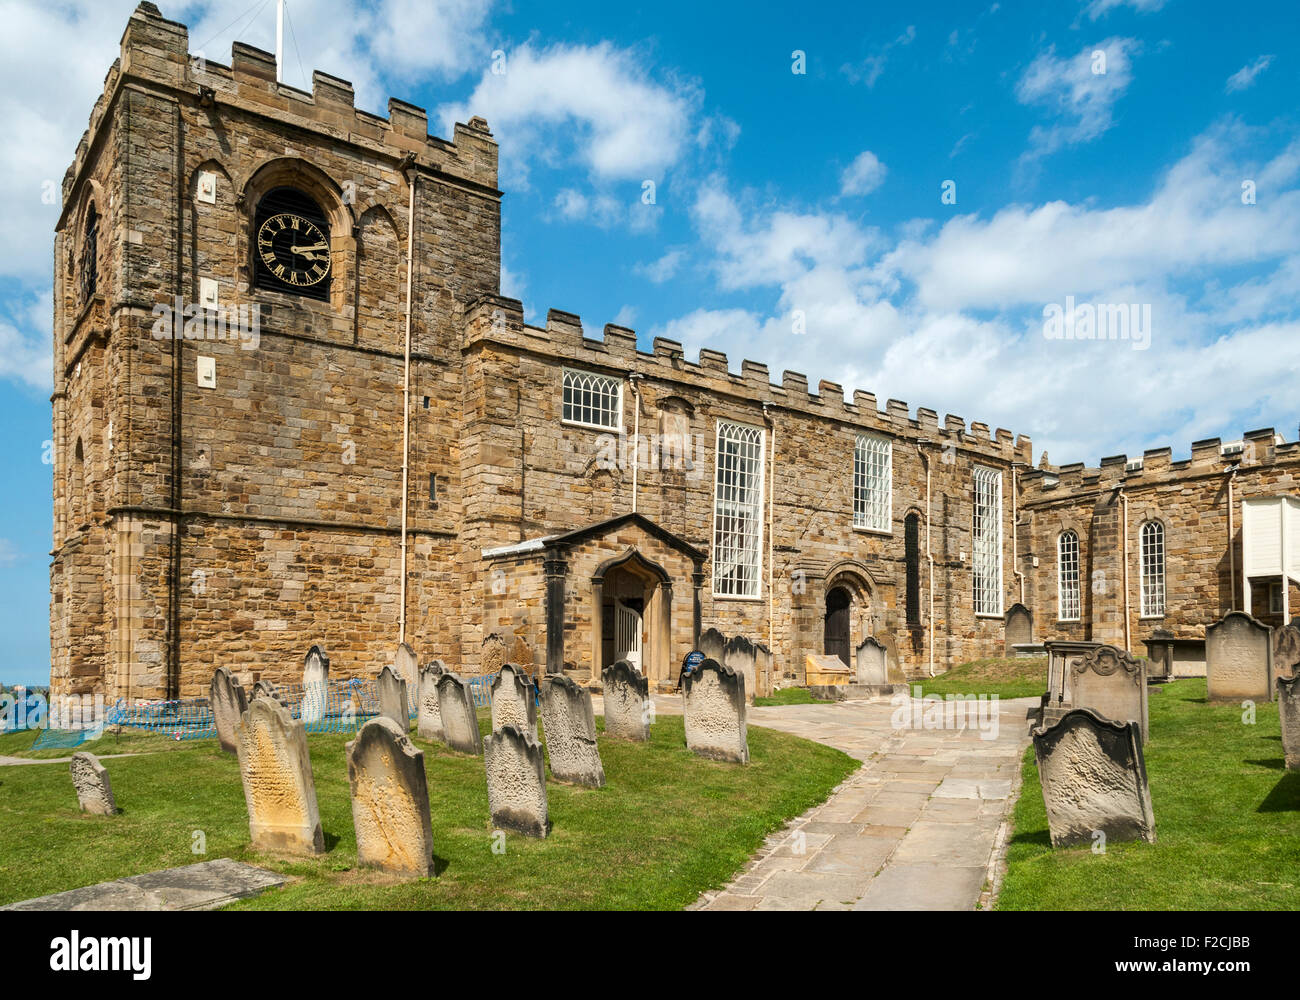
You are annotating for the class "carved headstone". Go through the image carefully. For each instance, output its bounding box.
[417,660,445,741]
[491,663,537,739]
[252,679,288,708]
[70,752,116,816]
[1070,645,1149,742]
[346,717,434,877]
[1278,674,1300,770]
[540,675,606,787]
[302,645,330,724]
[484,725,550,838]
[210,666,248,754]
[1004,603,1033,653]
[682,658,749,764]
[509,635,534,676]
[723,635,758,705]
[1274,624,1300,681]
[436,672,483,755]
[1033,708,1156,848]
[1206,612,1273,702]
[235,697,324,855]
[377,665,409,729]
[482,632,508,676]
[855,636,889,685]
[602,659,650,741]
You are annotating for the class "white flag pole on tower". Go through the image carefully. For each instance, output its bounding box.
[275,0,284,83]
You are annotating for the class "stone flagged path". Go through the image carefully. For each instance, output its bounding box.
[1,859,287,911]
[680,694,1038,911]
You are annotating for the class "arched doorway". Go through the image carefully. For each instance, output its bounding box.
[591,549,673,686]
[824,586,852,666]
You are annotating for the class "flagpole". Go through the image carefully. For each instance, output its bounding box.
[275,0,284,83]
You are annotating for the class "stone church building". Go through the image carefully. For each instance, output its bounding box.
[49,4,1300,702]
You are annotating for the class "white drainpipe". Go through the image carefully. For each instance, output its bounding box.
[629,373,642,513]
[917,443,935,677]
[398,163,417,645]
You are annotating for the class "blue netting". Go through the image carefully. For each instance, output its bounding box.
[30,728,90,751]
[466,672,496,708]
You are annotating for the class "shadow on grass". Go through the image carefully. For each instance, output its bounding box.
[1258,771,1300,813]
[1009,827,1053,848]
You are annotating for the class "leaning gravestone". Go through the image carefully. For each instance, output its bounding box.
[395,642,419,705]
[484,724,550,838]
[302,645,330,725]
[346,717,434,877]
[417,660,445,741]
[491,664,537,739]
[235,697,324,855]
[1278,673,1300,770]
[602,659,650,741]
[1033,708,1156,848]
[682,658,749,764]
[1206,612,1273,702]
[723,635,758,705]
[436,672,482,755]
[210,666,249,754]
[1070,645,1149,742]
[69,752,116,816]
[540,675,606,787]
[1274,624,1300,682]
[377,665,409,730]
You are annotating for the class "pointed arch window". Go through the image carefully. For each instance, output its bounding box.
[79,204,98,303]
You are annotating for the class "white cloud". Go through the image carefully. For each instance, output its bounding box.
[840,150,887,197]
[1226,55,1274,93]
[1083,0,1166,18]
[652,121,1300,466]
[441,41,698,186]
[840,25,916,88]
[636,248,687,284]
[1016,37,1138,160]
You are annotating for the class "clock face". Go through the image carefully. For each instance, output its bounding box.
[256,212,331,289]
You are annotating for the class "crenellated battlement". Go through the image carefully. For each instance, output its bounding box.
[60,2,498,212]
[1020,425,1300,500]
[464,294,1034,465]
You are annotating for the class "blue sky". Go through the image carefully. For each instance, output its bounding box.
[2,0,1298,684]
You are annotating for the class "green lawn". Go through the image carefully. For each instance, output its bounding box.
[754,687,835,707]
[0,727,195,760]
[912,656,1047,700]
[999,678,1300,909]
[0,714,856,910]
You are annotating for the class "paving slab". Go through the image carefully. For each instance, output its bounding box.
[693,694,1036,912]
[1,859,288,911]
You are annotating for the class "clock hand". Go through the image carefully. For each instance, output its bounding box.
[290,243,328,254]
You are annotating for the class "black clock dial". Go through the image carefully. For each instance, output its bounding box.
[256,212,331,289]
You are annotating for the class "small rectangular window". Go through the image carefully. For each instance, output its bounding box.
[562,368,622,430]
[429,473,437,504]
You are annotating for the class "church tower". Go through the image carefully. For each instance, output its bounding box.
[50,2,500,700]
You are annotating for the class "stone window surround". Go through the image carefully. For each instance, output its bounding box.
[712,419,766,600]
[1057,528,1082,622]
[972,464,1004,618]
[853,432,893,535]
[561,367,624,432]
[1139,517,1167,619]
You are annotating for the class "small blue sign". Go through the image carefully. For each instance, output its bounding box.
[683,650,705,673]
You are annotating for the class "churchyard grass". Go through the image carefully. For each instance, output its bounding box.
[913,656,1048,700]
[0,713,855,910]
[754,687,835,706]
[999,678,1300,909]
[0,727,196,760]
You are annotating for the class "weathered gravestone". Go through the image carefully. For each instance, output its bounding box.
[491,663,537,739]
[301,644,330,724]
[699,627,726,664]
[210,666,248,755]
[235,697,324,855]
[1206,611,1273,702]
[484,724,550,838]
[540,674,606,787]
[855,636,889,685]
[1274,624,1300,681]
[1070,645,1149,742]
[417,660,445,741]
[1004,603,1033,654]
[1033,708,1156,848]
[252,679,289,708]
[435,672,482,755]
[723,635,758,705]
[682,658,749,764]
[377,665,409,730]
[1278,674,1300,770]
[346,717,434,877]
[394,642,419,690]
[482,632,508,676]
[602,659,650,741]
[69,752,116,816]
